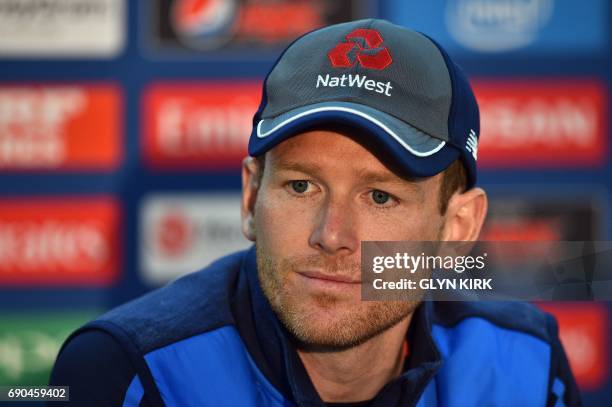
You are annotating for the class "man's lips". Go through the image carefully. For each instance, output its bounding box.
[296,270,361,284]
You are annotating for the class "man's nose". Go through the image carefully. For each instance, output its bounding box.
[308,197,359,256]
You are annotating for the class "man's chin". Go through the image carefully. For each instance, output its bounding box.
[255,253,417,350]
[275,295,411,351]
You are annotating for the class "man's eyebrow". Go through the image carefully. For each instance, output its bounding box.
[273,161,423,192]
[273,161,323,174]
[358,169,425,200]
[356,169,421,189]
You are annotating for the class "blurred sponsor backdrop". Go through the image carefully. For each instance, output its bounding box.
[0,0,609,404]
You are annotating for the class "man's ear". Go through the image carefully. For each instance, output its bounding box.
[241,157,261,242]
[441,187,488,242]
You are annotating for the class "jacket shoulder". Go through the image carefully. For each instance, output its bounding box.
[430,302,563,406]
[432,301,554,342]
[85,249,249,353]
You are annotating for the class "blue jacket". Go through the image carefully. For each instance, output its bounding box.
[49,247,580,406]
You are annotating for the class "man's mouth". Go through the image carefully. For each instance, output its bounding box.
[296,270,361,285]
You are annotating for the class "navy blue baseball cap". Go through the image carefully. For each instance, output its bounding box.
[248,18,480,187]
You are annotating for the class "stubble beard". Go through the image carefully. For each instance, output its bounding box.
[256,244,419,351]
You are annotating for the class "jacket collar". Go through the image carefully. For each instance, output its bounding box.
[241,246,442,406]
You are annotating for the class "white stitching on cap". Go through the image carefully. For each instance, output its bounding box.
[256,106,446,157]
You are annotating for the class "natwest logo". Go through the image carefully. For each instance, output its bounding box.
[328,28,393,70]
[474,80,606,167]
[0,84,122,170]
[143,82,260,169]
[0,197,120,286]
[316,74,393,97]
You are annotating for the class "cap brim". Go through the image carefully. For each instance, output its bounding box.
[249,101,460,179]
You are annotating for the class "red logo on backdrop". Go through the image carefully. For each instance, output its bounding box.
[473,80,606,167]
[0,197,120,286]
[537,303,608,390]
[328,29,392,70]
[0,84,122,171]
[142,82,261,169]
[169,0,328,48]
[238,1,321,42]
[483,219,561,241]
[157,212,193,257]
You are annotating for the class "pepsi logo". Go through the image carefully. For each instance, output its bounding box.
[171,0,238,50]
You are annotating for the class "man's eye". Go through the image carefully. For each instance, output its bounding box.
[291,180,309,193]
[371,190,390,204]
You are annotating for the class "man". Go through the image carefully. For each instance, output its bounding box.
[49,19,580,406]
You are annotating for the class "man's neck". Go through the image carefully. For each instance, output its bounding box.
[296,315,412,403]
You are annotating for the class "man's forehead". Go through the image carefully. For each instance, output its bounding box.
[264,129,437,194]
[268,129,385,169]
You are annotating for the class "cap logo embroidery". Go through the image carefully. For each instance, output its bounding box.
[328,28,393,70]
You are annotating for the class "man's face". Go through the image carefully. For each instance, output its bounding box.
[247,129,447,350]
